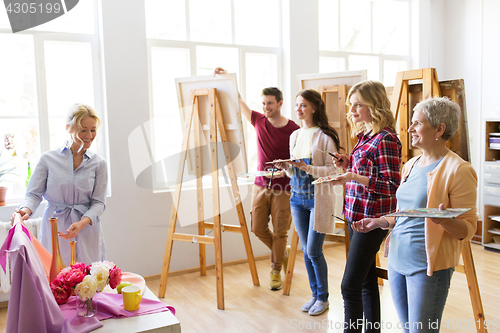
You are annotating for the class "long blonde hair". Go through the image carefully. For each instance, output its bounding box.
[66,103,101,151]
[346,80,396,137]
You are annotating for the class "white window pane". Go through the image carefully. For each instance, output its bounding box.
[0,4,10,29]
[36,1,94,34]
[245,53,278,110]
[383,60,408,86]
[196,45,239,80]
[340,0,371,53]
[319,56,346,73]
[349,55,379,81]
[145,0,186,40]
[189,0,231,44]
[44,41,95,149]
[373,1,409,55]
[150,47,190,160]
[0,34,37,117]
[245,52,278,172]
[234,0,279,47]
[319,0,339,51]
[0,120,40,198]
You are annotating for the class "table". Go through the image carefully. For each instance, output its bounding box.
[95,287,181,332]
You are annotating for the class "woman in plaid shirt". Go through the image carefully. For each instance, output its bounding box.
[331,80,402,333]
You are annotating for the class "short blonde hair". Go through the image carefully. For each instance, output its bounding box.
[66,103,101,146]
[66,103,101,151]
[346,80,396,137]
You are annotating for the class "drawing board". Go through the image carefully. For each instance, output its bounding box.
[386,79,470,162]
[297,71,367,221]
[175,73,248,175]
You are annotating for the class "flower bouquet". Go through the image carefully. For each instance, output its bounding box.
[50,261,122,317]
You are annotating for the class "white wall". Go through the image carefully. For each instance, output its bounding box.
[419,0,500,218]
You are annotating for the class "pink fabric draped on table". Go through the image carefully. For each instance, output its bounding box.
[0,220,175,333]
[60,293,175,320]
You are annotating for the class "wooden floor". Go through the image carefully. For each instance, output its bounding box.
[146,242,499,333]
[0,243,498,332]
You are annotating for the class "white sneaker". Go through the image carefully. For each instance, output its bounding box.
[308,299,329,316]
[301,297,317,312]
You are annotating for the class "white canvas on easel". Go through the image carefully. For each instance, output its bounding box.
[175,73,248,175]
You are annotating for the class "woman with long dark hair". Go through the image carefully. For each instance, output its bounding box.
[280,88,340,315]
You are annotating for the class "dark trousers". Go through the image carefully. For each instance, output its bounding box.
[341,225,388,333]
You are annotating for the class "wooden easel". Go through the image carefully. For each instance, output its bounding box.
[283,84,353,295]
[157,88,259,310]
[390,68,487,333]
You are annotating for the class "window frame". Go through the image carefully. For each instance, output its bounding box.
[318,0,412,84]
[0,0,108,202]
[145,0,283,192]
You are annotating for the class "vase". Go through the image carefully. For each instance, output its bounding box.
[0,187,7,206]
[49,217,66,282]
[76,296,97,317]
[70,240,77,266]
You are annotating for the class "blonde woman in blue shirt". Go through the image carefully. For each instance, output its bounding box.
[12,103,108,265]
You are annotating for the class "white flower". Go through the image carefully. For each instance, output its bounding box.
[75,276,97,301]
[91,262,110,291]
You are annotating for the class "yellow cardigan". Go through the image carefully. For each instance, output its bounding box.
[385,150,478,276]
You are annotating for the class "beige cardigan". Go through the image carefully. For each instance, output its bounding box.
[287,128,339,234]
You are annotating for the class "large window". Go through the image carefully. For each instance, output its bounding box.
[145,0,281,190]
[0,1,106,201]
[318,0,411,85]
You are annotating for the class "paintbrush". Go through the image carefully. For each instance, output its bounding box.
[317,148,339,160]
[332,215,352,225]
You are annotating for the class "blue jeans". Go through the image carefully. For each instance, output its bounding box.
[290,192,328,302]
[389,264,453,333]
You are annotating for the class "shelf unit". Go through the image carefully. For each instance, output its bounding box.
[483,120,500,250]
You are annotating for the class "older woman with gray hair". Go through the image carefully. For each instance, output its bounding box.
[351,97,478,333]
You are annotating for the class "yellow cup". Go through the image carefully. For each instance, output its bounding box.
[122,285,142,311]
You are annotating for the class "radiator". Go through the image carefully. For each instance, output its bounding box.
[0,218,43,294]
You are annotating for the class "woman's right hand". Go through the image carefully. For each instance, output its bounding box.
[333,152,348,169]
[351,217,386,233]
[10,208,31,226]
[213,67,227,76]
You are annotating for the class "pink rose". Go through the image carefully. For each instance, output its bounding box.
[65,269,87,288]
[70,262,88,273]
[50,278,71,305]
[109,265,122,289]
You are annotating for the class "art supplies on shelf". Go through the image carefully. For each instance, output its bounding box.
[385,208,471,219]
[487,227,500,235]
[489,215,500,223]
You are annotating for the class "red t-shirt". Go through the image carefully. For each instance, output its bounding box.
[251,110,300,191]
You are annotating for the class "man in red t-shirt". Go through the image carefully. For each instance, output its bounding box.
[245,88,299,290]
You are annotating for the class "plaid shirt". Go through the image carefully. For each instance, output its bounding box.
[343,128,402,222]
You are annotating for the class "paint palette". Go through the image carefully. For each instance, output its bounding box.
[311,174,345,185]
[265,158,298,164]
[238,171,275,178]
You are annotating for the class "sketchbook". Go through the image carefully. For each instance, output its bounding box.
[386,208,471,219]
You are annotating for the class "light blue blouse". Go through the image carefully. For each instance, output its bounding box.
[19,145,108,265]
[389,157,442,275]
